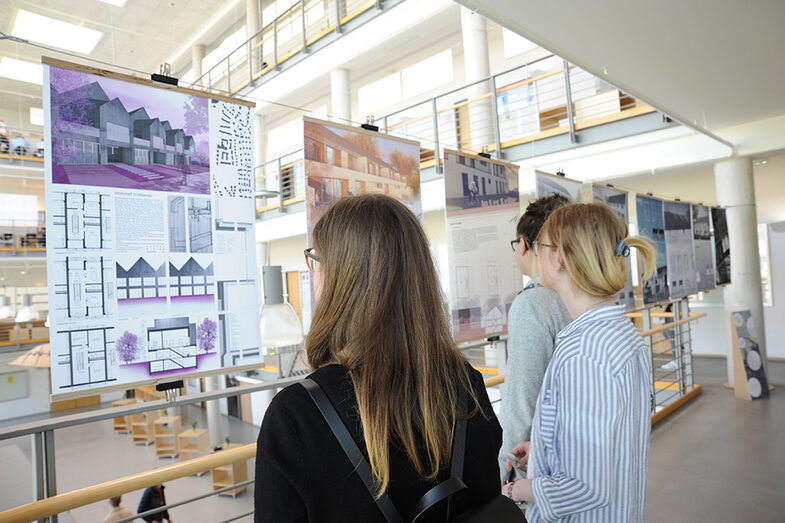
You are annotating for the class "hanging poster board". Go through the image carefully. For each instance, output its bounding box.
[592,185,635,308]
[635,195,669,304]
[303,116,422,242]
[443,149,520,342]
[692,205,716,292]
[730,310,769,400]
[43,57,262,399]
[711,207,731,285]
[663,200,698,297]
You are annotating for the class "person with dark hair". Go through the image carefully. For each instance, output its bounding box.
[103,495,133,523]
[504,203,656,521]
[255,194,503,522]
[137,485,172,523]
[498,194,572,482]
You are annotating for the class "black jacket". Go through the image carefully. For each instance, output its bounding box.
[254,364,502,522]
[137,485,169,522]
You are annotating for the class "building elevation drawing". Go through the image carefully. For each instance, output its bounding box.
[54,326,117,389]
[50,190,112,249]
[51,256,116,318]
[169,258,215,297]
[116,258,168,299]
[146,317,198,373]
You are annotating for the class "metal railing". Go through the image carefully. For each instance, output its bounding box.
[195,0,384,94]
[254,56,656,215]
[0,222,46,255]
[0,371,506,522]
[0,126,45,164]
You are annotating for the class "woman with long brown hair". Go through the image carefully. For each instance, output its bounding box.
[254,194,502,522]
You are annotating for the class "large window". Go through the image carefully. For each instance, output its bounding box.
[358,73,402,117]
[502,28,539,59]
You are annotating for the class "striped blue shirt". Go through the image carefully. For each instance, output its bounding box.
[526,305,651,522]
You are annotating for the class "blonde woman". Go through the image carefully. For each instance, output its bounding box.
[503,203,655,522]
[255,194,502,522]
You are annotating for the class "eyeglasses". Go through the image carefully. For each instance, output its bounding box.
[304,248,321,272]
[510,238,521,252]
[532,241,557,256]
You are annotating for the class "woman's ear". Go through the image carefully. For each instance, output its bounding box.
[557,249,566,271]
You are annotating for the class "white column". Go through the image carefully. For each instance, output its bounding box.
[714,156,768,385]
[204,374,225,446]
[246,0,261,71]
[192,44,205,87]
[254,108,266,180]
[330,68,352,124]
[460,7,493,149]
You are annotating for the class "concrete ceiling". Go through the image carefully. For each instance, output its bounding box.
[453,0,785,132]
[0,0,246,128]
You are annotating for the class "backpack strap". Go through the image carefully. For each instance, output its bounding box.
[412,391,469,522]
[301,378,404,523]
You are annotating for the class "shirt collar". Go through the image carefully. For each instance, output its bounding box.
[556,304,625,340]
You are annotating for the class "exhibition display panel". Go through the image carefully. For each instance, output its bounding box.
[42,58,262,399]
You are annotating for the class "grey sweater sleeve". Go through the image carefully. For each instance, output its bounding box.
[497,286,571,480]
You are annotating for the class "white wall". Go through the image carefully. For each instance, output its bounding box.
[0,354,51,421]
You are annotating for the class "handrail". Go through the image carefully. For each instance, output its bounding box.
[0,374,304,441]
[0,445,256,523]
[639,312,707,338]
[0,373,508,522]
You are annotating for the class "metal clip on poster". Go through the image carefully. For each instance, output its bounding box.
[157,380,185,403]
[361,115,379,132]
[478,146,491,159]
[151,62,179,87]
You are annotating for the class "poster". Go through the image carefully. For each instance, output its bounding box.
[535,171,582,202]
[443,150,520,342]
[692,205,716,292]
[635,195,669,304]
[663,201,698,297]
[732,310,768,399]
[592,185,635,308]
[44,59,261,397]
[303,116,422,242]
[711,207,731,285]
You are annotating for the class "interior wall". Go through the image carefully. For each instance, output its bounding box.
[0,353,51,421]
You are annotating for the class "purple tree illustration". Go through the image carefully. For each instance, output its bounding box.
[197,317,217,353]
[183,97,209,167]
[115,331,139,364]
[49,67,96,165]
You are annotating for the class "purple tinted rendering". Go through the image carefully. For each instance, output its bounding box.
[49,66,210,194]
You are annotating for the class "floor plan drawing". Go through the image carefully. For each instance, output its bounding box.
[51,256,116,319]
[52,326,117,391]
[146,317,199,373]
[50,190,112,249]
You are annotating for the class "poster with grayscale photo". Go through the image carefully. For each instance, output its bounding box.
[711,207,731,285]
[592,185,634,308]
[663,200,698,297]
[635,195,669,304]
[691,205,716,291]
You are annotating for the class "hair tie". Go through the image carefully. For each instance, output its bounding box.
[615,239,630,258]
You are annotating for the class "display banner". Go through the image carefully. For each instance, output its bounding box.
[303,116,422,242]
[443,150,520,342]
[732,310,769,400]
[691,205,716,292]
[43,58,261,398]
[663,200,698,297]
[635,195,669,304]
[592,185,635,308]
[535,171,582,202]
[711,207,731,285]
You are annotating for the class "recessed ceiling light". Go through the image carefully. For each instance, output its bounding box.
[99,0,128,6]
[12,10,103,55]
[761,160,768,165]
[0,57,43,85]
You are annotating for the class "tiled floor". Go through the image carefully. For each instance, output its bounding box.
[1,357,783,522]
